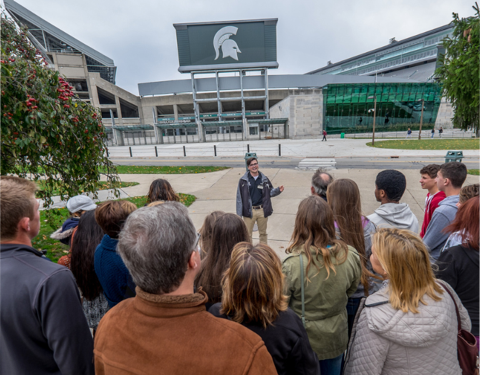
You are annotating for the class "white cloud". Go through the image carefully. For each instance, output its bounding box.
[12,0,476,94]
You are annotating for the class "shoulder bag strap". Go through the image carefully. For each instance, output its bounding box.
[299,254,306,328]
[438,281,461,333]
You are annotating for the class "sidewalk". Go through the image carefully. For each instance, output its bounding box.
[106,138,480,159]
[44,167,478,261]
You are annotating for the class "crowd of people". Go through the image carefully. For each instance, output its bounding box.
[0,159,478,375]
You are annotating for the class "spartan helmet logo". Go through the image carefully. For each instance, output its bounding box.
[213,26,241,61]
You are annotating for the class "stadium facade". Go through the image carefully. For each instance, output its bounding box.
[5,0,454,144]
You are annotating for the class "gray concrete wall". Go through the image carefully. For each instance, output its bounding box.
[270,89,323,139]
[435,97,454,129]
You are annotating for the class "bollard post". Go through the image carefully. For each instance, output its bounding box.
[278,144,281,156]
[214,145,217,157]
[155,146,158,157]
[183,145,186,157]
[129,147,132,157]
[247,144,250,153]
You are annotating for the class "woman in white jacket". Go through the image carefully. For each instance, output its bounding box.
[344,228,471,375]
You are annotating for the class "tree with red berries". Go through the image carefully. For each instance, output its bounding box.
[1,11,118,210]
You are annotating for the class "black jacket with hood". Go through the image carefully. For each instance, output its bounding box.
[435,244,479,336]
[236,171,281,218]
[0,243,94,375]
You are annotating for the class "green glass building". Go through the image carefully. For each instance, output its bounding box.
[323,83,442,134]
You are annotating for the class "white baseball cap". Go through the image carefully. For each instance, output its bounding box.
[66,195,97,213]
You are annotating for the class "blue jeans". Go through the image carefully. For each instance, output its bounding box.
[347,297,362,339]
[319,353,343,375]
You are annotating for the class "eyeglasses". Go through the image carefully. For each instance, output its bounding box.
[249,163,258,167]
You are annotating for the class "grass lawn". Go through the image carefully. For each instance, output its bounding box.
[468,169,479,175]
[114,165,230,174]
[366,139,479,150]
[34,193,196,263]
[36,180,139,196]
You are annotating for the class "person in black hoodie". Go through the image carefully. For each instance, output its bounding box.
[435,196,479,345]
[209,242,320,375]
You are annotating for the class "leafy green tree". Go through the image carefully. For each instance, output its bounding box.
[435,3,479,134]
[1,11,118,213]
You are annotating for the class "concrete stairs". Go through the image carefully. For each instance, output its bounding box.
[296,158,336,170]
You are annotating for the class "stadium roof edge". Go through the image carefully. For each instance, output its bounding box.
[306,23,453,75]
[4,0,115,67]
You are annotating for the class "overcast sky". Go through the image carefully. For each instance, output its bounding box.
[8,0,476,95]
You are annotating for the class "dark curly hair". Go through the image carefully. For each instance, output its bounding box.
[375,170,406,202]
[70,210,105,301]
[147,179,180,203]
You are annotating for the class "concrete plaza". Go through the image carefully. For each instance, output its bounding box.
[111,167,478,261]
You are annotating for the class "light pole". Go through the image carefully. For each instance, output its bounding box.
[368,95,377,146]
[418,98,425,140]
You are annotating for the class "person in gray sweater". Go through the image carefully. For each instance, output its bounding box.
[423,162,467,260]
[367,170,419,233]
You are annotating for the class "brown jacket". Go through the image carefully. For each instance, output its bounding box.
[94,288,277,375]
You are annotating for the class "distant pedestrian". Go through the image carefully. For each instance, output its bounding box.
[431,128,435,138]
[406,128,412,139]
[439,127,443,138]
[359,117,362,125]
[322,129,327,141]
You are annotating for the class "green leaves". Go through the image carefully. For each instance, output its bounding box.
[435,3,480,133]
[0,12,118,212]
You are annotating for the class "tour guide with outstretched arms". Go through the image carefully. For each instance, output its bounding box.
[236,157,284,244]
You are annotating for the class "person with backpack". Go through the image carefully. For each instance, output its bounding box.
[406,128,412,139]
[322,129,327,141]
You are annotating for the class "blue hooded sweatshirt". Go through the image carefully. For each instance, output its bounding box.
[423,195,459,260]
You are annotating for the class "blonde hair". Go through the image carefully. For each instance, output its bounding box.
[372,228,443,313]
[221,242,288,328]
[0,177,38,240]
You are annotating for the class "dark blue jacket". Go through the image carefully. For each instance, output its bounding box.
[0,243,94,375]
[94,234,136,308]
